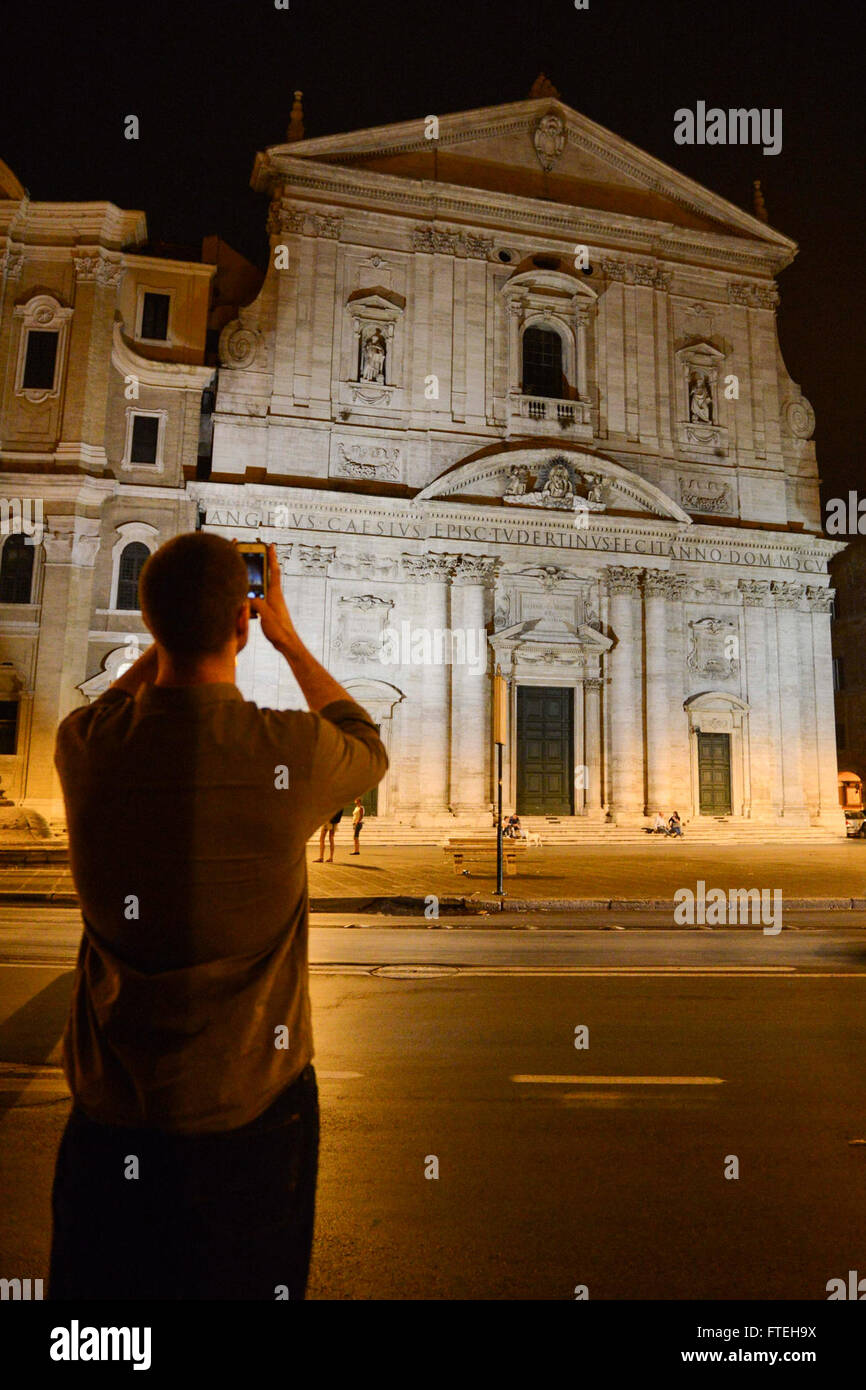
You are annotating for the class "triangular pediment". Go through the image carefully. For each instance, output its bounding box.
[259,97,792,251]
[416,445,692,524]
[493,616,612,655]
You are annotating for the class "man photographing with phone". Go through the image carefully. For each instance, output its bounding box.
[49,533,387,1300]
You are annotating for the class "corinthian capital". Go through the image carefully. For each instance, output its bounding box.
[643,570,683,598]
[267,204,306,237]
[739,579,770,607]
[770,580,804,609]
[73,253,124,287]
[805,585,834,613]
[313,214,343,240]
[453,554,499,585]
[297,544,335,575]
[400,552,457,583]
[605,565,642,595]
[1,246,25,279]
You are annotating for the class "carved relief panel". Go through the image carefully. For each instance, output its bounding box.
[332,593,395,663]
[687,616,739,679]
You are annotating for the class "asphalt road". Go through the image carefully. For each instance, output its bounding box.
[1,913,865,1300]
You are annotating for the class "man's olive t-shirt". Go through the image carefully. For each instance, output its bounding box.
[54,684,387,1134]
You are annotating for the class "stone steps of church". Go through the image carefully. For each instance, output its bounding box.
[349,820,844,845]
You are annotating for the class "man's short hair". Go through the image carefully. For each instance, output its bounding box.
[140,533,248,657]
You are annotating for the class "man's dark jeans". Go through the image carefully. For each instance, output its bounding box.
[49,1064,319,1301]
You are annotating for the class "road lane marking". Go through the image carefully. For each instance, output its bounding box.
[511,1075,725,1086]
[3,963,866,978]
[311,966,866,978]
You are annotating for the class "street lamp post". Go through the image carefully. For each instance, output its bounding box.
[493,665,507,898]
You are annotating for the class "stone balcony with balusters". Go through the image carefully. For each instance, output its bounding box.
[509,392,593,441]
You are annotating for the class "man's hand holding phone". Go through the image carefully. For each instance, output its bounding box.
[249,544,302,657]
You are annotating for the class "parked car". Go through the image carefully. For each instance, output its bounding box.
[844,810,866,838]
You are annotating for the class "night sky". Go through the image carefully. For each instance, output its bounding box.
[3,0,862,503]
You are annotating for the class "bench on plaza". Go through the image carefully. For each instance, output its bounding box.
[444,836,529,877]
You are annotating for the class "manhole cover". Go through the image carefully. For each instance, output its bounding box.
[372,965,461,979]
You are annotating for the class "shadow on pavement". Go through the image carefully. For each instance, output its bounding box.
[0,970,73,1118]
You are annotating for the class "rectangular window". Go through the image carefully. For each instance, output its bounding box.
[837,721,847,749]
[140,292,170,341]
[22,330,59,390]
[130,414,160,465]
[0,701,18,755]
[833,657,844,691]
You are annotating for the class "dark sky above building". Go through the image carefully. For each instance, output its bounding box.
[3,0,862,503]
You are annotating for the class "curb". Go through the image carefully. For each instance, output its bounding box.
[2,890,864,914]
[0,892,79,905]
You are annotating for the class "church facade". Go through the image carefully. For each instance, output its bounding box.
[0,92,844,831]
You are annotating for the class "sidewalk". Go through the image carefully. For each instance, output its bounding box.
[1,842,865,912]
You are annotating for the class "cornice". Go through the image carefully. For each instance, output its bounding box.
[122,253,215,279]
[111,323,214,390]
[0,202,147,251]
[257,158,788,275]
[0,476,115,506]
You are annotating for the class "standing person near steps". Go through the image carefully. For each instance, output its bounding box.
[49,536,387,1301]
[350,797,365,854]
[315,808,343,863]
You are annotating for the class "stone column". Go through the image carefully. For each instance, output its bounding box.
[575,304,590,399]
[771,582,809,823]
[663,575,690,813]
[401,553,454,814]
[643,571,673,814]
[806,585,846,831]
[605,565,644,821]
[739,579,774,821]
[583,676,604,819]
[26,516,101,809]
[573,680,586,814]
[507,298,523,390]
[449,556,497,817]
[267,544,331,709]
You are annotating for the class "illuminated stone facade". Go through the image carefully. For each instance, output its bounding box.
[0,98,845,830]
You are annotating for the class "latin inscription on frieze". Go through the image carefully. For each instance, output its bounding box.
[202,506,826,571]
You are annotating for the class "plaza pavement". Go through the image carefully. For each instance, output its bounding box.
[1,840,865,912]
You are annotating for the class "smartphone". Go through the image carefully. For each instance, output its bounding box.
[236,542,268,614]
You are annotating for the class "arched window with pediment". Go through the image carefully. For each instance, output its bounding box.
[0,534,35,604]
[503,267,596,435]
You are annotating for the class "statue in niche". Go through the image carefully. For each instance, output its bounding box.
[504,465,527,497]
[542,462,574,500]
[360,329,386,384]
[689,372,714,424]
